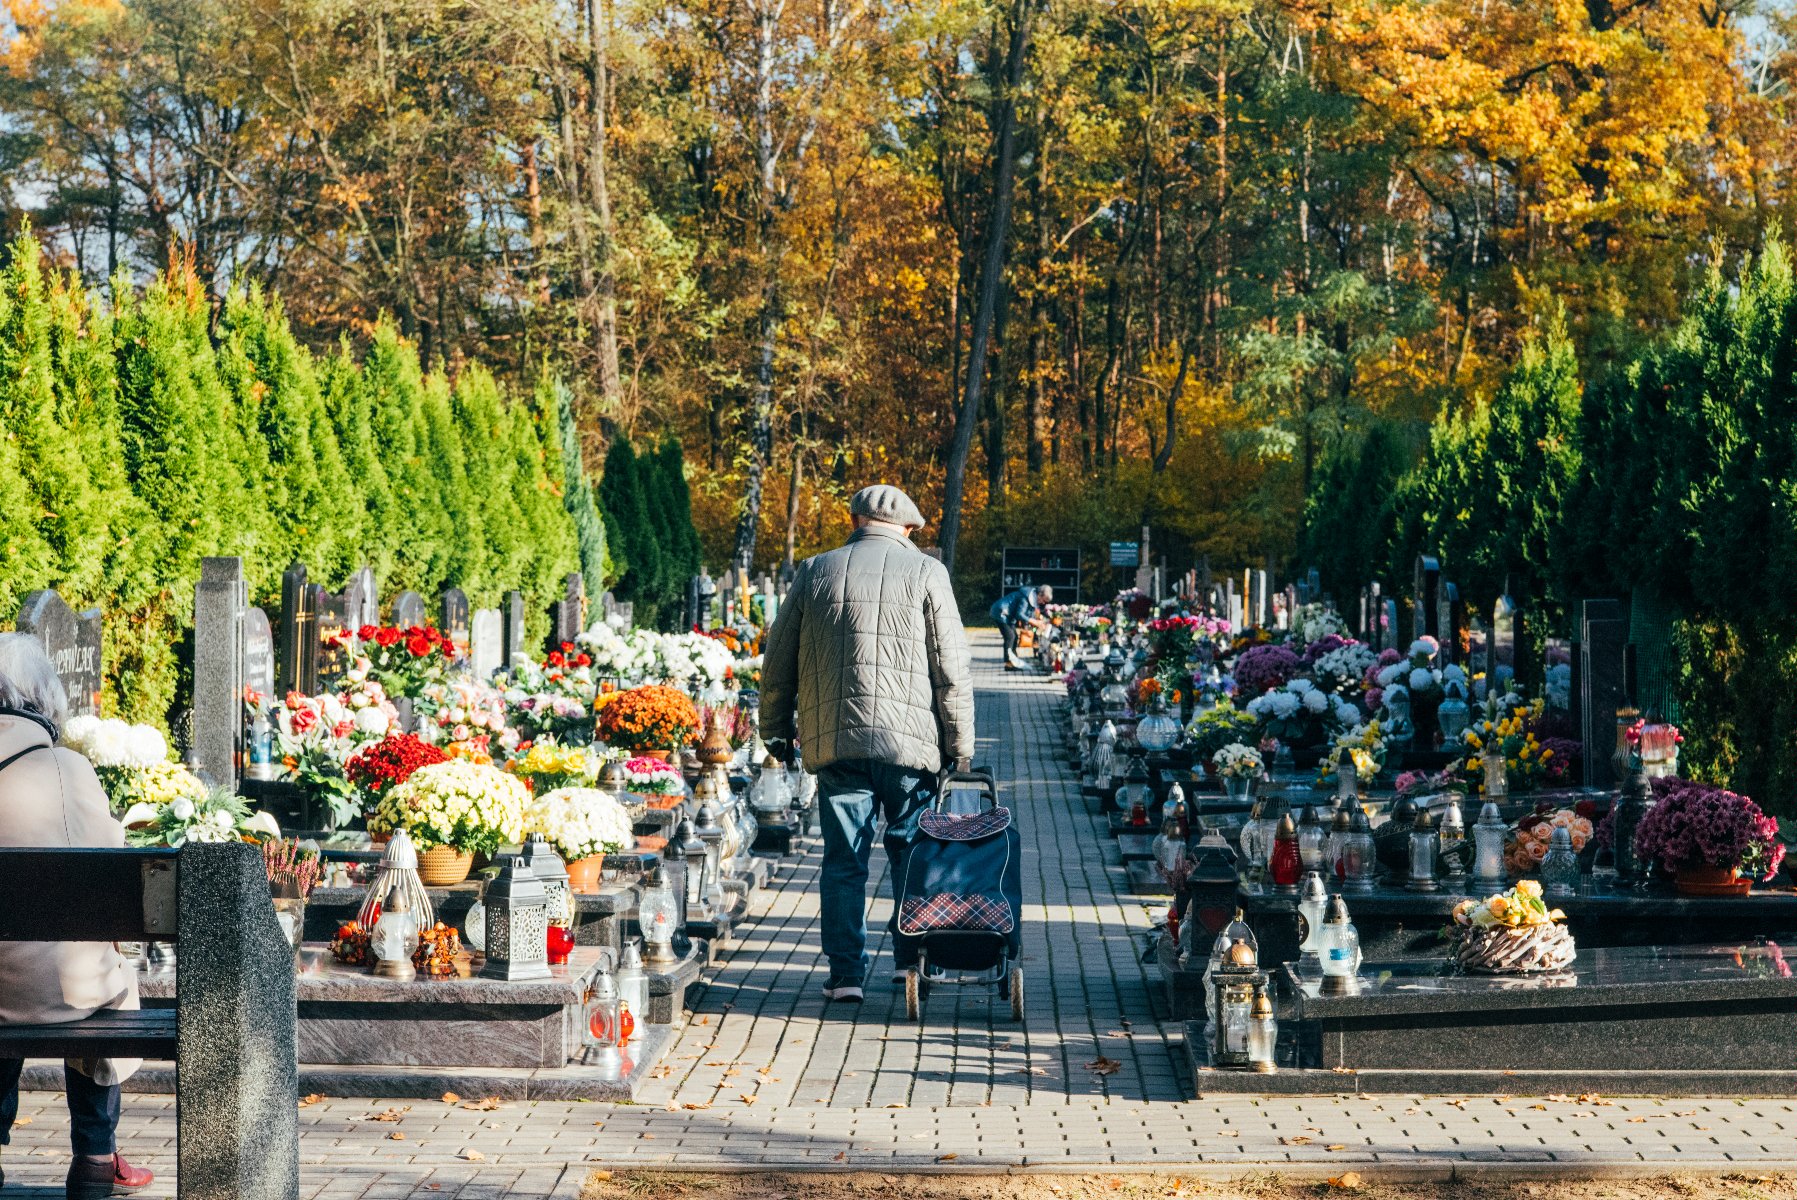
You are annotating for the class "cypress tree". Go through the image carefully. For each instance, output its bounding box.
[361,319,450,592]
[654,435,705,581]
[599,437,664,625]
[547,378,611,601]
[454,366,527,606]
[507,384,581,644]
[420,369,484,597]
[322,346,400,586]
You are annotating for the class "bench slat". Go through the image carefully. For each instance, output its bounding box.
[0,1010,176,1060]
[0,848,177,941]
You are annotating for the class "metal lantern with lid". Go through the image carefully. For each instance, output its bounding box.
[1209,937,1265,1069]
[675,816,711,920]
[1471,800,1509,889]
[1248,992,1278,1074]
[598,757,632,802]
[637,867,680,964]
[1269,812,1302,893]
[480,859,551,982]
[752,753,793,821]
[1098,669,1130,718]
[1437,678,1472,744]
[370,877,420,981]
[694,798,730,916]
[519,833,574,964]
[615,939,648,1042]
[357,828,435,934]
[1134,696,1181,755]
[1297,871,1328,965]
[1406,808,1440,892]
[1340,807,1378,893]
[1201,908,1259,1031]
[1118,756,1154,827]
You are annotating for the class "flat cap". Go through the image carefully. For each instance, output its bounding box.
[849,484,926,529]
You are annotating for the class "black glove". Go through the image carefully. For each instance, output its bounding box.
[765,739,794,766]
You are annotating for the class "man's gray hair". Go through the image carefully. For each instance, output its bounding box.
[1035,585,1055,602]
[0,632,70,725]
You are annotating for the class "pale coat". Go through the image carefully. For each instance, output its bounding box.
[0,714,141,1085]
[760,525,975,774]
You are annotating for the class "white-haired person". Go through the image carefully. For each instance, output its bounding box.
[989,583,1053,671]
[0,633,154,1197]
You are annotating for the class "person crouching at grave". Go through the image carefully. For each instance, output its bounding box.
[759,485,976,1002]
[990,583,1052,671]
[0,633,155,1197]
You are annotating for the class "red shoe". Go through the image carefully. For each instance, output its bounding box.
[66,1152,154,1197]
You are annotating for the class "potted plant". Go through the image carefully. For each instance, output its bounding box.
[264,839,323,955]
[1210,744,1263,802]
[526,787,637,892]
[345,733,450,817]
[368,760,529,885]
[1186,700,1259,779]
[595,684,700,757]
[1245,679,1359,769]
[1632,779,1785,896]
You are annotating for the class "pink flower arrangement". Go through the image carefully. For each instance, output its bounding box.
[1362,648,1404,710]
[1634,779,1785,881]
[1231,644,1303,698]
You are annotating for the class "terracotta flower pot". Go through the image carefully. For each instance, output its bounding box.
[567,854,607,894]
[416,846,475,887]
[1674,863,1752,897]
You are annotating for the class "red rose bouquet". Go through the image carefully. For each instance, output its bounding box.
[334,624,454,698]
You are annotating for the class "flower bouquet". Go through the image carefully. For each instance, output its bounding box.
[345,733,450,811]
[264,838,323,952]
[596,684,700,754]
[1322,720,1386,784]
[1290,602,1348,646]
[1460,698,1554,794]
[120,787,281,848]
[499,648,598,745]
[1633,779,1784,896]
[1231,644,1304,698]
[1186,699,1259,769]
[1210,743,1263,801]
[621,755,685,796]
[337,623,455,698]
[1449,881,1576,974]
[415,676,515,758]
[61,715,208,815]
[505,739,604,793]
[1505,806,1594,876]
[1308,641,1377,698]
[274,685,397,828]
[1245,679,1360,765]
[368,760,529,883]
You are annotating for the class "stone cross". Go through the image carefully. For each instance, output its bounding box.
[16,588,103,719]
[192,557,248,788]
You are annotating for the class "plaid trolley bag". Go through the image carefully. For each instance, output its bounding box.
[895,768,1025,1021]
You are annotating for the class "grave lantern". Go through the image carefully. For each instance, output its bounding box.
[1118,757,1154,827]
[1540,824,1580,899]
[637,868,680,964]
[1481,743,1509,804]
[1341,807,1379,893]
[357,829,435,935]
[370,877,419,981]
[1437,678,1472,744]
[1317,896,1362,993]
[1638,713,1681,780]
[1209,938,1264,1069]
[752,752,793,820]
[1472,800,1509,889]
[1612,767,1652,886]
[1437,797,1468,889]
[1326,805,1353,881]
[1200,907,1258,1032]
[1089,722,1118,790]
[693,799,730,916]
[519,833,574,965]
[1099,671,1130,718]
[1297,872,1328,966]
[615,939,648,1043]
[1134,696,1180,754]
[598,757,631,800]
[1269,812,1302,893]
[480,860,551,982]
[1248,991,1279,1074]
[1153,795,1189,875]
[582,957,628,1080]
[1297,805,1327,873]
[1407,808,1440,892]
[675,816,711,920]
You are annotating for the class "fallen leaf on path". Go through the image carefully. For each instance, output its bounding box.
[682,1103,711,1110]
[364,1107,409,1122]
[1326,1145,1347,1152]
[937,1153,958,1162]
[440,1092,460,1104]
[386,1132,405,1140]
[740,1094,759,1105]
[1086,1056,1122,1076]
[298,1095,324,1108]
[1327,1172,1363,1190]
[1279,1136,1312,1146]
[461,1097,504,1111]
[833,1152,847,1162]
[458,1149,484,1162]
[591,1170,613,1181]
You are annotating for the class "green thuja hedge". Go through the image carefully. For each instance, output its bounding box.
[0,234,589,729]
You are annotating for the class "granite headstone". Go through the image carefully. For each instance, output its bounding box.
[192,558,248,787]
[1413,553,1441,645]
[278,565,316,696]
[389,590,426,630]
[343,565,378,632]
[502,590,527,666]
[440,587,470,661]
[1580,598,1627,789]
[16,588,103,719]
[470,608,503,680]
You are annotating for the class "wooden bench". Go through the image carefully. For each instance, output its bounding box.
[0,842,299,1200]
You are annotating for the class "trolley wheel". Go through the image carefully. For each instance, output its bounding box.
[1008,967,1025,1021]
[905,969,922,1021]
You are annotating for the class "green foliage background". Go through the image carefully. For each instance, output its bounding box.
[0,234,704,729]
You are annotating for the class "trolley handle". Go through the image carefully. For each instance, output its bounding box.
[934,764,999,813]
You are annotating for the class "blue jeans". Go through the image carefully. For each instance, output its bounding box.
[816,760,933,983]
[0,1059,120,1156]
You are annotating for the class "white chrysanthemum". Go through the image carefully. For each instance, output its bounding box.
[354,707,391,737]
[527,787,635,861]
[1409,668,1436,691]
[1302,689,1328,713]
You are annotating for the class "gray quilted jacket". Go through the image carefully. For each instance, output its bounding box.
[760,526,975,774]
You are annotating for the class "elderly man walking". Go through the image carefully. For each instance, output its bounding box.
[760,485,975,1002]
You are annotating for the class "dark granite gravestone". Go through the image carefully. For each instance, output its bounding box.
[1490,594,1517,692]
[1437,579,1464,665]
[553,572,585,648]
[1413,553,1441,645]
[1580,598,1627,789]
[176,841,300,1199]
[1249,569,1268,629]
[389,589,426,630]
[502,590,527,666]
[312,584,349,685]
[440,587,471,661]
[243,607,275,705]
[192,558,248,787]
[278,565,316,696]
[470,608,503,679]
[342,565,378,633]
[16,588,103,718]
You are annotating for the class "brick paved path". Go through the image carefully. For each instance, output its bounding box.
[6,633,1796,1196]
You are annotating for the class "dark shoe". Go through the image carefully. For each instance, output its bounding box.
[66,1152,153,1197]
[821,978,864,1002]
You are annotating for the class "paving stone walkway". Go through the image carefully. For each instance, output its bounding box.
[6,633,1796,1196]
